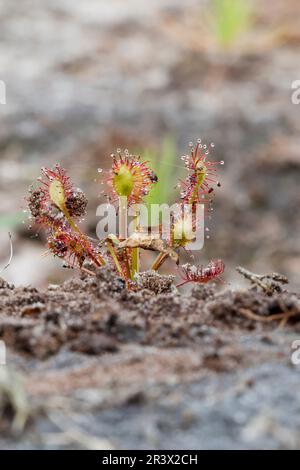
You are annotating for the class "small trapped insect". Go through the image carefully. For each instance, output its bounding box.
[27,139,224,289]
[149,170,158,183]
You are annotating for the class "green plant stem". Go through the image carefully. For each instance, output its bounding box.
[131,214,139,277]
[118,196,135,279]
[118,196,128,241]
[176,280,190,288]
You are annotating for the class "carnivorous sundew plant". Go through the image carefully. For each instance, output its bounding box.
[27,140,225,288]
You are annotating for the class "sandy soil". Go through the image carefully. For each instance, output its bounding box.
[0,268,300,449]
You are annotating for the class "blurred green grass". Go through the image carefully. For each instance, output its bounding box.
[142,136,181,206]
[0,212,24,229]
[209,0,253,49]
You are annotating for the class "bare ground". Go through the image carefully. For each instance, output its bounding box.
[0,268,300,449]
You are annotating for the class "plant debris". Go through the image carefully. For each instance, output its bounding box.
[0,233,13,275]
[0,367,30,434]
[236,266,289,294]
[0,268,299,361]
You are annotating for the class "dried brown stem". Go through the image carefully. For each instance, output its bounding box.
[238,308,300,324]
[236,266,288,294]
[0,232,13,274]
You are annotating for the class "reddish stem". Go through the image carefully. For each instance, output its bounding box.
[176,280,190,288]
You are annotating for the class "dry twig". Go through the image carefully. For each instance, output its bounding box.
[239,308,300,324]
[236,266,288,294]
[0,232,13,274]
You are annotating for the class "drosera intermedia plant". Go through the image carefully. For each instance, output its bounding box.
[151,138,224,271]
[27,139,225,289]
[177,260,225,288]
[28,164,105,271]
[106,148,159,276]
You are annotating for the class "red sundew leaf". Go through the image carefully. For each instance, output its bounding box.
[106,150,158,207]
[178,259,225,287]
[178,140,224,207]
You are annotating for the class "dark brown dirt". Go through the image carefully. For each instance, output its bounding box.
[1,268,299,359]
[1,268,300,449]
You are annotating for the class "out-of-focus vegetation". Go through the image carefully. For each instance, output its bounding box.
[142,137,181,206]
[209,0,253,49]
[0,213,23,229]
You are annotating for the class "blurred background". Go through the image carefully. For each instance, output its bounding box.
[0,0,299,289]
